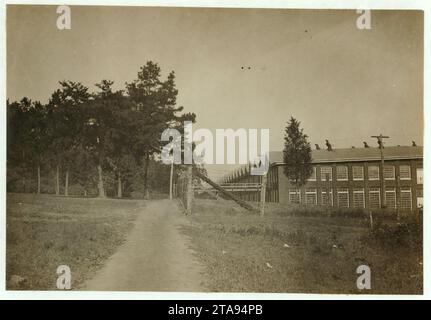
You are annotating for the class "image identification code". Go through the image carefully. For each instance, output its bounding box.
[168,304,263,317]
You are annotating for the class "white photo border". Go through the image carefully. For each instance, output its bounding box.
[0,0,429,300]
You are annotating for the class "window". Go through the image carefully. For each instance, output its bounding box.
[384,165,395,180]
[369,187,381,209]
[352,166,364,180]
[400,188,412,210]
[385,187,396,209]
[336,166,348,181]
[417,168,423,184]
[321,188,333,206]
[321,166,332,181]
[337,188,349,208]
[308,167,317,181]
[368,166,379,180]
[399,165,411,180]
[353,188,365,208]
[289,189,301,204]
[417,188,423,208]
[305,188,317,205]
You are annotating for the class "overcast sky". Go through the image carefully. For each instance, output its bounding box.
[7,6,423,179]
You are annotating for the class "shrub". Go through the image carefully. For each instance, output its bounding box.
[362,218,422,250]
[268,203,368,219]
[130,191,144,199]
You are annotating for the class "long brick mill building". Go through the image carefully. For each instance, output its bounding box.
[223,145,423,212]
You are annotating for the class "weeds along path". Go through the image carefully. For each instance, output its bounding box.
[83,199,205,291]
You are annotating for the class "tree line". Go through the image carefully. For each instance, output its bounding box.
[7,61,196,199]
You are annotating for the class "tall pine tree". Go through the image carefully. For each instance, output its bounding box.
[126,61,194,199]
[283,117,313,195]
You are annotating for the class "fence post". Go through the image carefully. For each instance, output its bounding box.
[260,173,267,217]
[186,165,193,215]
[169,160,174,200]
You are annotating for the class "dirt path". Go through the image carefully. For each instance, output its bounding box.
[83,200,205,291]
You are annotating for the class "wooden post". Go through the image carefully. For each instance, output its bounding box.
[371,134,389,208]
[396,174,401,221]
[55,165,60,195]
[37,165,41,194]
[260,173,267,216]
[169,160,174,200]
[380,146,386,208]
[186,166,193,215]
[65,169,69,196]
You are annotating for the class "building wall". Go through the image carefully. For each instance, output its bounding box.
[274,159,423,212]
[230,165,279,202]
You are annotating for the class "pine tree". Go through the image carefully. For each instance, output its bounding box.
[126,61,195,199]
[283,117,313,192]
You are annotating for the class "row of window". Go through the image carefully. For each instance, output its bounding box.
[288,187,420,210]
[308,165,422,182]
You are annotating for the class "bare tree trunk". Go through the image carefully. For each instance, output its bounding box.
[84,189,87,197]
[186,165,193,215]
[22,176,26,193]
[117,175,122,198]
[143,152,150,200]
[97,164,106,198]
[55,165,60,195]
[37,165,41,194]
[65,169,69,196]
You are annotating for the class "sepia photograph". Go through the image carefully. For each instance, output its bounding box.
[5,4,424,295]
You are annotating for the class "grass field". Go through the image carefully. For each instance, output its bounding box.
[182,199,423,294]
[6,193,142,290]
[6,193,422,294]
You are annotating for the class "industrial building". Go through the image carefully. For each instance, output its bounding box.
[224,145,423,212]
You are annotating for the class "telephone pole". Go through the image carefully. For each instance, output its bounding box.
[371,134,390,208]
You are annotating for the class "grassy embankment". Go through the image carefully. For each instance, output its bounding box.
[182,199,422,294]
[6,193,143,290]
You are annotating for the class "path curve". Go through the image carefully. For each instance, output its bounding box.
[83,199,205,291]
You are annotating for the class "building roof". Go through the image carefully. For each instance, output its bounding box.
[269,146,423,165]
